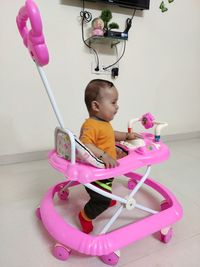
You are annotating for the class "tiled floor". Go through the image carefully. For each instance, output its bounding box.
[0,138,200,267]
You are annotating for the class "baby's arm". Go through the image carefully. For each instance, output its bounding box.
[114,131,143,142]
[84,143,119,168]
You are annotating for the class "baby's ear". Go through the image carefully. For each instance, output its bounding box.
[91,100,99,111]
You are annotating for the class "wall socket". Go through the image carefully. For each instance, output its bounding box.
[91,63,111,75]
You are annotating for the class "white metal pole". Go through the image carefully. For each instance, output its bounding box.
[100,205,124,234]
[135,203,158,214]
[129,166,151,198]
[84,183,127,204]
[36,64,65,129]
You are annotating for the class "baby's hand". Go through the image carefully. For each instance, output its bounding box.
[116,147,127,159]
[127,132,143,140]
[102,153,119,168]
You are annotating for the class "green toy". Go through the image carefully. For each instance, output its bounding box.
[159,0,174,13]
[159,1,168,12]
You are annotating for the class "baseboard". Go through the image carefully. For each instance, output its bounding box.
[0,131,200,166]
[162,131,200,142]
[0,150,49,166]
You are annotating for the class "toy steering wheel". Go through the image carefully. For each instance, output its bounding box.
[16,0,49,66]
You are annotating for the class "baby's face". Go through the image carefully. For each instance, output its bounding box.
[97,86,119,121]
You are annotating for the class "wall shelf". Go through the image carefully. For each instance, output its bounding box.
[85,34,127,77]
[85,35,126,47]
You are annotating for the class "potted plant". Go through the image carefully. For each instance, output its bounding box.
[100,9,119,35]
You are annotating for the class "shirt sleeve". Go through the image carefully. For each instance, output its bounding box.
[79,121,96,144]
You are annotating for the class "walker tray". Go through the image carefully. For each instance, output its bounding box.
[48,133,170,183]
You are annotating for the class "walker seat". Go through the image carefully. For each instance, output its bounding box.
[55,127,105,168]
[50,128,170,184]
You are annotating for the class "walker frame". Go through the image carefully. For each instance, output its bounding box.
[16,1,183,265]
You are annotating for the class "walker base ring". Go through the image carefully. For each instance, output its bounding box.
[35,207,42,220]
[37,171,182,263]
[127,178,137,190]
[57,188,69,201]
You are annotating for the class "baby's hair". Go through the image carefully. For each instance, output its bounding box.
[85,79,114,111]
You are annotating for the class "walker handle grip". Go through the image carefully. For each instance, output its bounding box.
[154,122,168,141]
[16,0,49,66]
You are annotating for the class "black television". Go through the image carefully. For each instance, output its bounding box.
[85,0,150,10]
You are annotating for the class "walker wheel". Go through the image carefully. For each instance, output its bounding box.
[127,179,137,190]
[58,188,69,201]
[99,252,119,266]
[35,207,42,220]
[160,227,173,243]
[52,244,71,261]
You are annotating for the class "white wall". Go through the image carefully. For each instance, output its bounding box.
[0,0,200,156]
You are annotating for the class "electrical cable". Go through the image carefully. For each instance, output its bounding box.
[103,41,126,70]
[131,8,136,20]
[102,8,136,71]
[80,0,100,71]
[111,44,119,78]
[114,44,119,67]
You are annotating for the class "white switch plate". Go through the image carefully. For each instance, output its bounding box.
[91,62,111,75]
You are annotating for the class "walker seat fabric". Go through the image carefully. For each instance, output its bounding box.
[55,127,105,168]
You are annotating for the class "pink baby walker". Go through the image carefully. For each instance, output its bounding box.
[16,1,183,265]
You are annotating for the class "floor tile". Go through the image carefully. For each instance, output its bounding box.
[0,138,199,267]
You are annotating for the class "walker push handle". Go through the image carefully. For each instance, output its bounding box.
[128,113,168,142]
[16,0,65,130]
[16,0,49,66]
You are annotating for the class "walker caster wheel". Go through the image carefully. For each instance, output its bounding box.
[35,207,42,220]
[128,179,137,190]
[58,188,69,201]
[52,244,71,261]
[100,252,119,266]
[160,227,173,243]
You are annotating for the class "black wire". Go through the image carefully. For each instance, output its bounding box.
[103,41,126,70]
[80,3,136,73]
[80,0,92,22]
[80,0,100,71]
[131,9,136,20]
[102,8,136,71]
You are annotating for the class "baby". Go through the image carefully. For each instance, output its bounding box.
[79,79,141,233]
